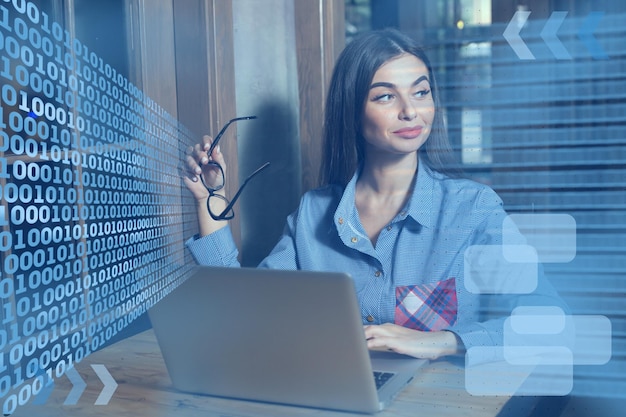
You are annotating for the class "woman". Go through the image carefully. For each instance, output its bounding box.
[183,29,566,362]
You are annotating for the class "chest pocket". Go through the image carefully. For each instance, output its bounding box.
[394,278,457,331]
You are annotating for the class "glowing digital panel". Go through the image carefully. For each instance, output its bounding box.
[0,1,193,413]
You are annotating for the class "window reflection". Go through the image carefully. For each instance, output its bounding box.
[346,0,626,401]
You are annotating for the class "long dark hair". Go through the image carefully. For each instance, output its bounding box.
[319,29,458,187]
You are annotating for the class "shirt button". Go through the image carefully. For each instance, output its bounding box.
[386,225,392,231]
[351,237,358,243]
[366,315,375,323]
[338,217,344,225]
[400,211,407,217]
[374,270,382,277]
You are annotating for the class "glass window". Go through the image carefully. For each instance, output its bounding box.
[347,0,626,401]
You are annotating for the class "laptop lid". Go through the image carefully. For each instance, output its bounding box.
[148,266,426,413]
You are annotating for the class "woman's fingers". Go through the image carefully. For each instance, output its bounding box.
[184,155,201,179]
[364,324,434,359]
[364,324,460,360]
[202,135,226,169]
[183,175,209,200]
[184,137,215,177]
[364,323,403,338]
[182,134,229,202]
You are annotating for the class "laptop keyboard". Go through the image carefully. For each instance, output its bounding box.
[373,371,395,390]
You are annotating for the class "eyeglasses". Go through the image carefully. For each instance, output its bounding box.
[199,116,270,220]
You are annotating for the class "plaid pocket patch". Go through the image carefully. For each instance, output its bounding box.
[394,278,457,331]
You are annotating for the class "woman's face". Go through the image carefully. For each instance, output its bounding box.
[361,54,435,159]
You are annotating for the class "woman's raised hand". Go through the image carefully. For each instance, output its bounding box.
[183,135,229,235]
[183,135,226,202]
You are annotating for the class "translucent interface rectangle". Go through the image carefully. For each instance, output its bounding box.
[464,244,537,294]
[503,214,577,263]
[504,308,612,365]
[571,315,612,365]
[509,306,566,334]
[466,347,573,396]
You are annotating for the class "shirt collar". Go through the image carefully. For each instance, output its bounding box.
[408,158,438,228]
[334,157,440,230]
[334,167,363,234]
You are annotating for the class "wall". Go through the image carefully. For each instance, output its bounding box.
[231,0,302,266]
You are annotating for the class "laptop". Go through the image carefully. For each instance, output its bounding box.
[148,266,427,413]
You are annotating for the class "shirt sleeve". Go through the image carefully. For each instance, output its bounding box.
[257,211,300,270]
[446,188,571,366]
[185,211,302,270]
[185,225,241,267]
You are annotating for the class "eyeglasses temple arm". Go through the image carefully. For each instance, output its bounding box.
[206,116,258,156]
[220,162,270,215]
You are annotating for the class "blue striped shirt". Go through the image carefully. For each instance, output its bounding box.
[186,161,567,361]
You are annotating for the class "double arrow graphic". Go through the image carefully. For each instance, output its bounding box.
[503,11,608,60]
[33,364,118,406]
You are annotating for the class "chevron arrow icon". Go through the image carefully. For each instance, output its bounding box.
[578,12,608,59]
[63,366,86,405]
[503,10,535,60]
[91,364,118,405]
[541,12,571,59]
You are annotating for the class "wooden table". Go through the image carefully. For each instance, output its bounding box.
[11,330,512,417]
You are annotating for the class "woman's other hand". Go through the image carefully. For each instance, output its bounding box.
[364,323,462,360]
